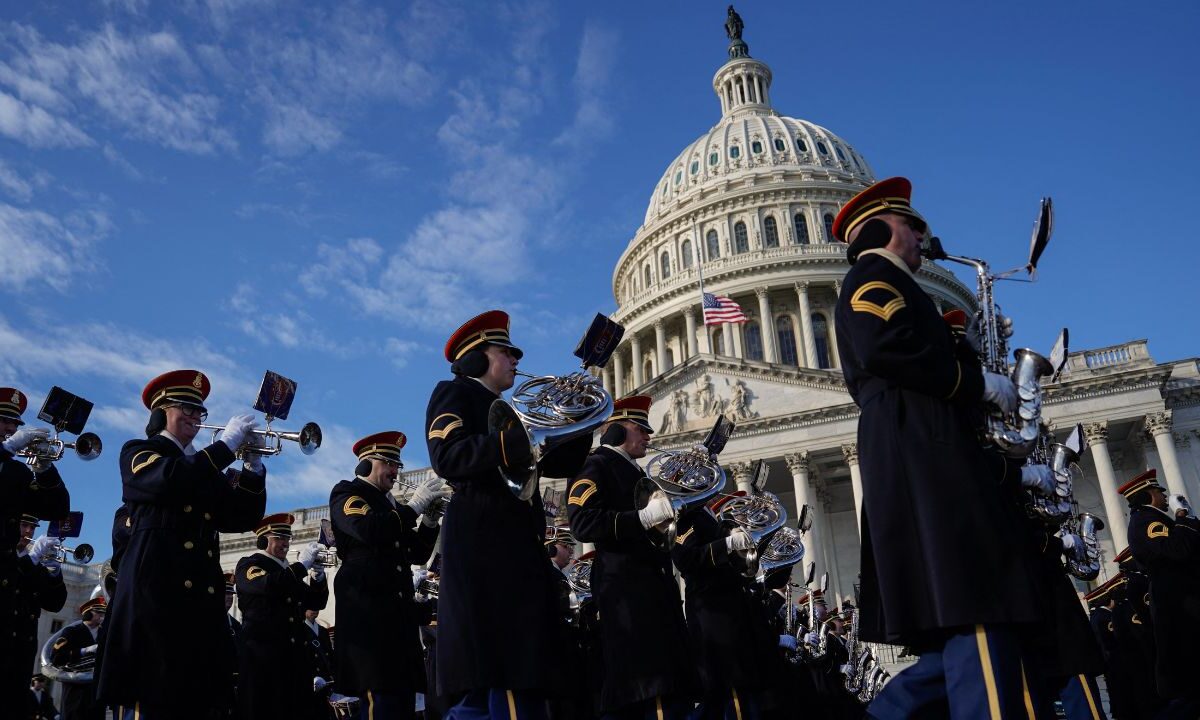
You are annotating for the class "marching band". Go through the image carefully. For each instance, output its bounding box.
[3,178,1200,720]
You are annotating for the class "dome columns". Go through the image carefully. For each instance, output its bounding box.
[794,282,819,369]
[754,287,778,364]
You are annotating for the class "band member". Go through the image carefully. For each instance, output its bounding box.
[1,387,71,704]
[97,370,269,719]
[12,515,67,701]
[672,491,785,720]
[832,177,1042,717]
[329,432,444,720]
[222,572,242,718]
[1120,469,1200,716]
[235,512,328,719]
[51,597,106,720]
[426,310,591,719]
[29,673,58,720]
[305,608,335,719]
[567,395,694,719]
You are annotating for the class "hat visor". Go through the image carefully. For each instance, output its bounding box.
[630,418,654,434]
[0,411,24,426]
[489,339,524,360]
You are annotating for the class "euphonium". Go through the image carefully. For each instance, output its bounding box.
[1064,512,1106,581]
[488,370,613,501]
[40,622,95,683]
[715,491,787,576]
[637,443,726,549]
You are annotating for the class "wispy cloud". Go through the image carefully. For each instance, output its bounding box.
[0,90,93,148]
[0,158,46,202]
[0,203,110,292]
[556,22,618,147]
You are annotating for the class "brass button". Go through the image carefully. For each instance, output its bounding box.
[183,505,193,513]
[184,580,193,589]
[394,541,400,548]
[1,580,7,587]
[207,586,215,594]
[184,541,194,550]
[204,513,212,521]
[207,550,213,558]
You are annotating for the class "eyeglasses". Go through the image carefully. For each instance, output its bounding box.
[168,404,208,422]
[904,215,929,237]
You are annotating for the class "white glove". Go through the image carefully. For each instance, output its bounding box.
[726,527,756,552]
[1020,465,1056,496]
[41,555,61,574]
[26,536,58,566]
[1169,494,1192,517]
[244,453,264,474]
[297,542,320,570]
[423,497,448,527]
[804,631,819,646]
[638,494,674,530]
[309,566,326,583]
[981,371,1019,415]
[2,427,48,453]
[412,568,429,591]
[221,414,258,452]
[407,477,451,516]
[1056,531,1080,553]
[81,644,98,657]
[778,634,798,651]
[314,676,329,692]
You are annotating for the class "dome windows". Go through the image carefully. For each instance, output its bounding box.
[690,160,700,175]
[764,216,779,248]
[817,141,829,155]
[734,222,749,254]
[823,213,835,242]
[660,252,671,279]
[709,151,719,166]
[796,138,808,153]
[834,145,846,161]
[706,229,721,259]
[773,137,786,152]
[681,239,694,268]
[644,265,652,287]
[729,145,741,159]
[751,140,763,154]
[793,213,810,245]
[674,170,683,186]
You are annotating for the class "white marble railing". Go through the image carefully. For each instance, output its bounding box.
[1062,339,1153,375]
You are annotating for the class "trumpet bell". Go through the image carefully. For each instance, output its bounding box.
[72,543,95,564]
[296,422,322,455]
[74,432,103,461]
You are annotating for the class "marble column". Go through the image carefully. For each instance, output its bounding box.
[601,367,613,395]
[786,451,821,577]
[731,461,754,494]
[1177,432,1200,501]
[684,308,698,359]
[731,321,744,359]
[631,334,644,389]
[654,319,668,375]
[612,351,625,398]
[755,287,778,363]
[841,443,864,537]
[1085,422,1128,547]
[816,482,843,601]
[721,322,733,357]
[1146,412,1188,497]
[795,282,817,369]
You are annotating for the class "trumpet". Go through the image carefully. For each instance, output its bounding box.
[314,548,339,568]
[15,429,103,465]
[56,542,95,565]
[199,418,322,457]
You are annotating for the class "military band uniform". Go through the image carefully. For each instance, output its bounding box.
[51,618,103,720]
[28,676,59,720]
[1,388,70,706]
[235,543,329,719]
[97,371,268,719]
[10,526,67,710]
[832,178,1040,718]
[1107,576,1162,720]
[1124,485,1200,710]
[567,444,694,718]
[671,504,778,719]
[329,473,438,714]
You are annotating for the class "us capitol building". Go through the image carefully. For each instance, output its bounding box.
[206,15,1200,620]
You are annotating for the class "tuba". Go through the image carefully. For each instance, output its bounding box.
[487,314,622,501]
[923,197,1056,459]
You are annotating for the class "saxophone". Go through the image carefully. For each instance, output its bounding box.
[923,197,1056,459]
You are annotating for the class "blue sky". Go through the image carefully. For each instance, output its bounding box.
[2,0,1197,558]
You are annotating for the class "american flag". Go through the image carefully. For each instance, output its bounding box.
[702,292,748,325]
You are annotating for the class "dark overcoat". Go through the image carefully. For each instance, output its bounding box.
[1019,521,1104,679]
[329,477,437,696]
[671,506,778,694]
[1127,504,1200,699]
[568,446,694,710]
[96,435,266,711]
[0,448,69,704]
[834,251,1039,645]
[11,554,66,698]
[426,375,588,697]
[50,620,102,719]
[235,550,328,719]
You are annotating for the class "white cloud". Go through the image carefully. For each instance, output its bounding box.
[0,90,93,148]
[556,23,619,148]
[0,203,109,292]
[0,159,35,201]
[262,102,342,156]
